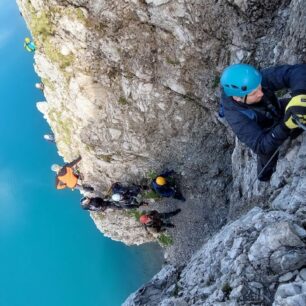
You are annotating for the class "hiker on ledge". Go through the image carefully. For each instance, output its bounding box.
[151,170,185,201]
[43,133,55,143]
[110,182,146,208]
[35,82,44,91]
[80,197,123,212]
[24,37,36,52]
[139,209,181,233]
[220,64,306,181]
[51,156,94,192]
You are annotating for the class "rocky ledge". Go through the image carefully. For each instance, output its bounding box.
[124,134,306,306]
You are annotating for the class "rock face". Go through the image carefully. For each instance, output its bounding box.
[18,0,306,304]
[17,0,306,245]
[18,0,238,245]
[124,135,306,305]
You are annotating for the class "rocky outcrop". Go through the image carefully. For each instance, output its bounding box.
[124,134,306,305]
[17,0,305,245]
[124,207,306,305]
[18,0,238,245]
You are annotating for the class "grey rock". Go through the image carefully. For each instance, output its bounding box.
[270,247,306,273]
[279,272,295,283]
[274,294,306,306]
[300,269,306,281]
[284,294,306,306]
[275,283,302,299]
[248,222,304,266]
[229,285,247,300]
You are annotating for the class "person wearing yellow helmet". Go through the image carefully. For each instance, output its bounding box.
[151,170,185,201]
[24,37,36,52]
[156,176,166,186]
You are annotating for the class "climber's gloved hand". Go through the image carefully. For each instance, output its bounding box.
[284,94,306,129]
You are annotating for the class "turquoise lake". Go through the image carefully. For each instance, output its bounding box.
[0,2,163,305]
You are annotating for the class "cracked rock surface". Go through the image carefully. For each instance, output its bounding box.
[124,135,306,306]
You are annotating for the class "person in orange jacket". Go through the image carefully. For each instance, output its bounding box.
[51,156,93,192]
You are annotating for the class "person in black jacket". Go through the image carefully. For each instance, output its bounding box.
[80,197,124,212]
[110,182,146,207]
[139,209,181,233]
[220,64,306,181]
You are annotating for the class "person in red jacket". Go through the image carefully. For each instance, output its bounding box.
[139,209,181,232]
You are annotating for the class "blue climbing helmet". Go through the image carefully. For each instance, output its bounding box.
[220,64,262,97]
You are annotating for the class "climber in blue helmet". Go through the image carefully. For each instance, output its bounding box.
[220,63,306,181]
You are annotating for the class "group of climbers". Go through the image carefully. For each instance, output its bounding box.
[26,33,186,236]
[34,56,306,236]
[50,157,185,232]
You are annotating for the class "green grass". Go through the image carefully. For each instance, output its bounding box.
[212,75,220,89]
[143,190,161,200]
[118,96,128,105]
[25,2,53,43]
[146,170,158,180]
[221,282,232,298]
[41,78,55,91]
[166,57,180,66]
[48,108,73,146]
[96,154,113,163]
[25,3,75,77]
[126,209,145,221]
[173,283,181,297]
[64,7,87,23]
[32,11,54,41]
[44,39,75,70]
[158,233,173,247]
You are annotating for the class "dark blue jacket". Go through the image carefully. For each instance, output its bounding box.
[222,64,306,156]
[151,170,176,197]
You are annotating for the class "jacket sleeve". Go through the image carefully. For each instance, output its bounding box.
[66,156,82,168]
[55,176,66,189]
[226,111,290,155]
[261,64,306,96]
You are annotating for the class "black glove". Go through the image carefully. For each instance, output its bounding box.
[284,95,306,129]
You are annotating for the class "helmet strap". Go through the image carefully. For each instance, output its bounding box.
[243,95,248,103]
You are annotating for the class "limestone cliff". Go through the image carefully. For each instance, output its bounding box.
[18,0,236,246]
[17,0,306,304]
